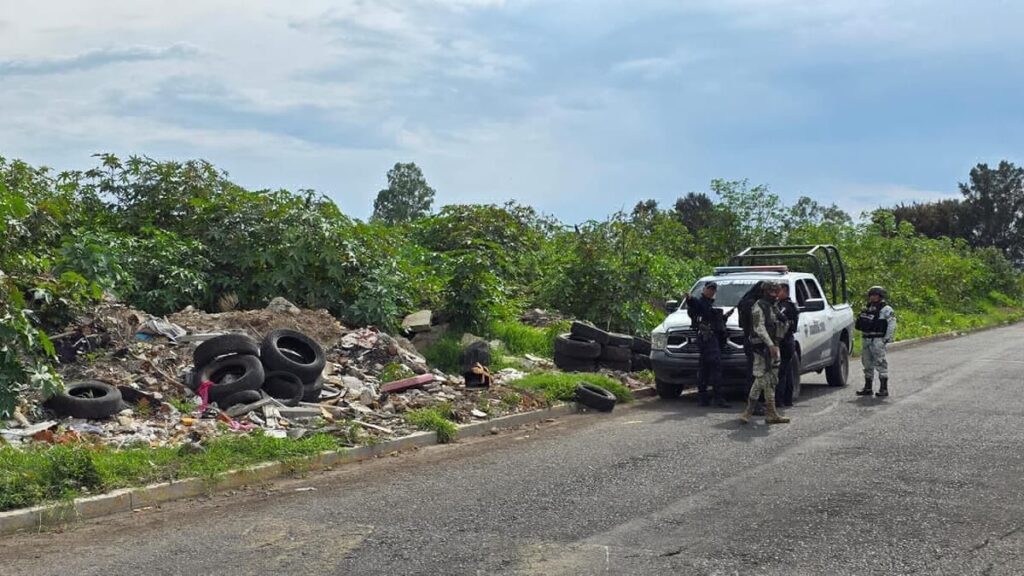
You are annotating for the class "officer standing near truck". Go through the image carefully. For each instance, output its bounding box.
[775,283,799,407]
[856,286,896,397]
[686,281,730,408]
[739,281,790,424]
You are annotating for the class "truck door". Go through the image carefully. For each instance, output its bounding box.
[796,278,830,367]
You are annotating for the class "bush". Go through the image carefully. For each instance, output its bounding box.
[405,404,458,443]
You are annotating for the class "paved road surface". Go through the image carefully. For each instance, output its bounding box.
[3,324,1024,575]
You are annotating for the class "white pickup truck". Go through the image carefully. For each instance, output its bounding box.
[650,245,855,400]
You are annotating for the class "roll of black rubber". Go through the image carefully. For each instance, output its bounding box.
[569,321,610,345]
[301,376,324,403]
[262,371,304,407]
[193,354,265,403]
[554,333,601,360]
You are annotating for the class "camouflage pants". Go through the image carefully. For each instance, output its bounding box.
[748,348,779,403]
[861,337,889,379]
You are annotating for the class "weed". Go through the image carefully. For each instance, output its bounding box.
[423,335,464,374]
[380,362,414,383]
[405,405,458,443]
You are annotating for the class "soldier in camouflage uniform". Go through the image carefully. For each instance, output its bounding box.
[855,286,897,398]
[739,281,791,424]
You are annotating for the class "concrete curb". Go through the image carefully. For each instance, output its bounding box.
[3,395,645,536]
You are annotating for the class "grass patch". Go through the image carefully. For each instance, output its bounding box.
[510,372,633,404]
[404,404,458,443]
[422,335,464,374]
[487,320,567,358]
[0,432,342,512]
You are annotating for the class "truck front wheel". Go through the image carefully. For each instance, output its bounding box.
[826,343,849,387]
[655,378,684,399]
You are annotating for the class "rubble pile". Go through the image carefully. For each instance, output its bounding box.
[5,303,635,449]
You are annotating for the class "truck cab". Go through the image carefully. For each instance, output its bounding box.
[650,245,855,400]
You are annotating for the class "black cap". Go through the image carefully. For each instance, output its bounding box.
[705,281,718,289]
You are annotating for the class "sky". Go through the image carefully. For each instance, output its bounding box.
[2,0,1023,222]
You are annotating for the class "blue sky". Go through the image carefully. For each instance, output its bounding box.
[2,0,1022,222]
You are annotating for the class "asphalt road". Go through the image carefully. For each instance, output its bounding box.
[4,323,1024,576]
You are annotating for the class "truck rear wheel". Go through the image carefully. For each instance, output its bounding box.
[826,343,849,387]
[655,379,684,399]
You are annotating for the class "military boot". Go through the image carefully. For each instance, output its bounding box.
[739,397,757,424]
[856,377,873,396]
[765,400,791,424]
[876,377,889,398]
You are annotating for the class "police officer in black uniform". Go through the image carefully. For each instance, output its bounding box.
[687,281,730,408]
[775,282,799,407]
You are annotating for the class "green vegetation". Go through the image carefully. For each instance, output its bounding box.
[0,432,341,512]
[405,404,458,443]
[1,153,1022,416]
[511,372,634,404]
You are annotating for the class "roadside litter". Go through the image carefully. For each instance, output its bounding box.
[554,321,652,374]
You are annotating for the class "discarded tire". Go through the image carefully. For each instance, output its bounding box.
[575,383,616,412]
[218,389,262,409]
[46,380,123,419]
[262,371,304,407]
[554,355,598,373]
[554,334,601,360]
[606,332,633,347]
[459,340,492,372]
[600,344,632,363]
[569,321,610,345]
[193,333,259,369]
[301,376,324,403]
[260,329,326,384]
[631,337,652,356]
[194,354,265,403]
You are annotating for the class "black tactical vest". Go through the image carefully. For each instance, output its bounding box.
[856,302,889,337]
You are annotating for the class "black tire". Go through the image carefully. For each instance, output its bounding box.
[631,338,652,355]
[655,378,684,400]
[302,376,324,403]
[260,329,326,384]
[570,321,610,345]
[575,383,616,412]
[218,389,262,408]
[262,371,304,407]
[826,341,850,387]
[600,344,632,363]
[631,353,652,372]
[459,341,492,372]
[554,354,597,373]
[607,332,633,347]
[46,381,123,419]
[193,333,259,369]
[194,355,265,403]
[554,334,601,360]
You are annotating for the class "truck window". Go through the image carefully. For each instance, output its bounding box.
[805,279,823,299]
[795,280,810,306]
[689,280,758,307]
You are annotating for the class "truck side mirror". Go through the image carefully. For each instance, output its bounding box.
[665,300,680,313]
[801,299,825,312]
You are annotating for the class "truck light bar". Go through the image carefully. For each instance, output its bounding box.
[713,265,789,275]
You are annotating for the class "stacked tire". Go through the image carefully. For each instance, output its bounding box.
[190,329,325,409]
[554,321,650,374]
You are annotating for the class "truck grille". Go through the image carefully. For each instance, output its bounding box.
[666,329,745,355]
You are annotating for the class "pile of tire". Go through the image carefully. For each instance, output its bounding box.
[190,329,326,409]
[554,321,652,373]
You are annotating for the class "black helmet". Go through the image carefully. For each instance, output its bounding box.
[867,286,887,299]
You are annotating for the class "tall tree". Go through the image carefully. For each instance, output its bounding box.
[372,162,436,224]
[785,196,852,230]
[672,192,716,234]
[959,161,1024,262]
[892,199,966,240]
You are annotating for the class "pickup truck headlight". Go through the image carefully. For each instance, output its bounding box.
[651,332,668,351]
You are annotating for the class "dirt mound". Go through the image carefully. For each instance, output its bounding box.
[168,306,347,349]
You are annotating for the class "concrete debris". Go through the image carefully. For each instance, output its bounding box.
[402,310,433,333]
[266,297,301,315]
